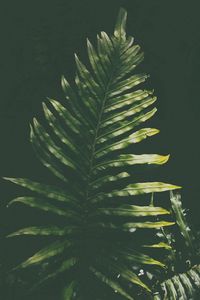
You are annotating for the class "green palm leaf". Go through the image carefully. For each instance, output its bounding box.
[151,192,200,299]
[154,265,200,300]
[4,7,181,299]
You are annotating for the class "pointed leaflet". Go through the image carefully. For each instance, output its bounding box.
[97,108,158,144]
[3,177,80,204]
[116,45,143,72]
[172,276,187,299]
[92,182,180,203]
[74,75,99,121]
[97,205,170,217]
[165,279,177,299]
[75,54,101,103]
[32,118,79,172]
[114,182,181,196]
[94,154,170,171]
[49,97,81,135]
[101,96,156,129]
[43,102,90,169]
[7,226,77,237]
[100,257,151,292]
[117,249,165,268]
[30,125,70,183]
[113,51,144,83]
[95,128,159,159]
[179,273,194,297]
[90,267,134,300]
[90,172,130,190]
[87,221,174,235]
[114,7,127,41]
[108,74,148,98]
[97,33,112,71]
[8,196,78,219]
[43,102,77,152]
[61,76,94,133]
[104,90,154,112]
[99,31,114,58]
[87,39,107,86]
[15,240,71,269]
[187,269,200,288]
[170,192,194,252]
[113,265,151,292]
[123,221,175,230]
[47,99,92,162]
[143,242,172,250]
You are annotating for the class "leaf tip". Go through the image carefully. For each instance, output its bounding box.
[42,102,47,111]
[33,117,39,127]
[114,8,127,40]
[86,38,91,45]
[2,177,17,184]
[2,176,11,181]
[74,53,79,61]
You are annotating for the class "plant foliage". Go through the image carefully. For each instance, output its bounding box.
[152,193,200,299]
[4,7,194,300]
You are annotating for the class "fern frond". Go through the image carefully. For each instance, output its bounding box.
[154,265,200,300]
[4,7,181,300]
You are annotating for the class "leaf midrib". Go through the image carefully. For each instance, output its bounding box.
[84,46,121,210]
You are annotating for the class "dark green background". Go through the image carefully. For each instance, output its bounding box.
[0,0,200,298]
